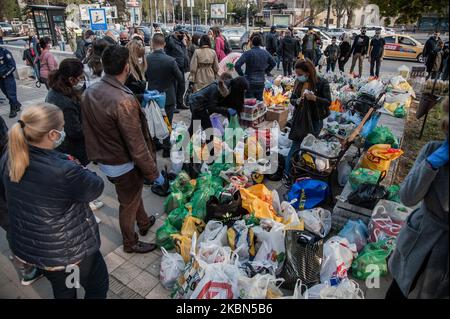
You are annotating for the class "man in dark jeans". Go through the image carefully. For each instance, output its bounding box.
[368,29,385,78]
[349,27,370,76]
[146,34,184,158]
[235,35,276,101]
[266,25,278,57]
[165,31,189,111]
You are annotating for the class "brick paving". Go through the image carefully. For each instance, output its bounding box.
[0,76,390,299]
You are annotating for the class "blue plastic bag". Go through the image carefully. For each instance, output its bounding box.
[338,219,369,252]
[286,178,329,210]
[361,113,380,138]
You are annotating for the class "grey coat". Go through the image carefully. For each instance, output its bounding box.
[388,141,449,299]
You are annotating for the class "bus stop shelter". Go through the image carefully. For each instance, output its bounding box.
[28,4,68,45]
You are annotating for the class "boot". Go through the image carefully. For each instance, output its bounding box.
[9,107,17,118]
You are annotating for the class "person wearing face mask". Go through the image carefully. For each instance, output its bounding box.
[423,31,442,65]
[368,29,385,78]
[283,59,331,182]
[0,103,108,299]
[84,38,110,88]
[75,29,95,61]
[349,27,370,77]
[386,97,449,299]
[338,33,352,72]
[119,31,130,46]
[324,36,340,73]
[38,37,58,90]
[125,40,147,103]
[302,27,320,62]
[82,45,165,254]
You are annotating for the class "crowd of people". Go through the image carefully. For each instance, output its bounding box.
[0,23,448,300]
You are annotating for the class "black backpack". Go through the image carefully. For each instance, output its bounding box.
[223,37,232,55]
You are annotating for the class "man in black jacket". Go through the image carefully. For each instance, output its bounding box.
[266,26,278,56]
[0,47,22,118]
[146,34,184,157]
[368,29,385,78]
[423,31,442,63]
[75,29,95,61]
[280,31,300,76]
[349,26,370,76]
[165,31,189,111]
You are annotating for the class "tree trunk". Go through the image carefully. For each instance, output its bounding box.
[346,9,353,29]
[337,15,341,28]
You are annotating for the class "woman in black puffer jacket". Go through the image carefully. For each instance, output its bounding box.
[0,103,107,299]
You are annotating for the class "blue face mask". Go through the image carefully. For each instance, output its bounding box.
[297,75,308,83]
[53,129,66,148]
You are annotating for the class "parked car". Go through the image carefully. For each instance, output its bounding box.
[0,22,14,36]
[383,34,424,63]
[222,27,246,49]
[295,27,340,48]
[325,28,346,38]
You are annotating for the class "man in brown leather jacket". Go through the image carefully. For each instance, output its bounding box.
[81,45,164,254]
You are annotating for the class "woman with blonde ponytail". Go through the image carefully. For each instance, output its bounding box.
[0,103,108,299]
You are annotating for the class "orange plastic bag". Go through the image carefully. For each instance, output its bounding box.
[171,234,192,263]
[240,185,282,222]
[181,215,206,238]
[361,144,403,173]
[329,100,344,112]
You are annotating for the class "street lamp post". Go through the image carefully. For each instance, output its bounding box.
[204,0,208,25]
[190,0,194,34]
[154,0,158,23]
[181,0,185,24]
[163,0,167,25]
[246,0,249,32]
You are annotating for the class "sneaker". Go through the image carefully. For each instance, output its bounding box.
[21,268,44,286]
[89,199,104,211]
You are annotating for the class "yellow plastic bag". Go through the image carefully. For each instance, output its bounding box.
[361,144,403,173]
[171,234,192,263]
[181,215,205,238]
[244,135,264,160]
[240,185,282,222]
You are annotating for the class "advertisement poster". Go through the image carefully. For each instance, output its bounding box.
[210,3,226,19]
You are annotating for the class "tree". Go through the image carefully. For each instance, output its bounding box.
[0,0,21,20]
[309,0,327,24]
[371,0,448,24]
[344,0,363,28]
[332,0,347,28]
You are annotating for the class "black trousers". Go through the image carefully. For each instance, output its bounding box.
[42,250,109,299]
[370,57,382,77]
[189,109,212,136]
[176,72,186,108]
[282,58,294,76]
[163,103,176,151]
[338,57,349,72]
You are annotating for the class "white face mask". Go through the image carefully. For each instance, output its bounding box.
[53,129,66,148]
[74,80,85,91]
[138,57,143,64]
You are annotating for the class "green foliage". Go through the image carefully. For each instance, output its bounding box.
[371,0,449,24]
[0,0,21,20]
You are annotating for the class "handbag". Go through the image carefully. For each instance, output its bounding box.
[143,100,170,140]
[288,102,314,142]
[281,230,323,290]
[205,191,247,227]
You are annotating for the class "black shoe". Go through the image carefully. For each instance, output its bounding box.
[16,104,22,111]
[138,215,156,236]
[173,108,180,114]
[162,149,170,158]
[154,139,164,151]
[177,104,189,110]
[151,168,170,196]
[124,241,158,254]
[8,109,17,118]
[143,178,153,187]
[167,172,177,181]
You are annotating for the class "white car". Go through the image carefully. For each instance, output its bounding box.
[326,28,346,38]
[295,27,340,48]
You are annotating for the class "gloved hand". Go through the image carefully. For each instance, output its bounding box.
[153,172,165,186]
[228,108,237,116]
[142,90,158,104]
[427,140,449,169]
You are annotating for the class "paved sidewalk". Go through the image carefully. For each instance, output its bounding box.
[0,77,390,299]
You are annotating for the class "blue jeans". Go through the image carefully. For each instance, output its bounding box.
[326,60,336,72]
[276,55,281,69]
[284,120,323,176]
[245,83,265,101]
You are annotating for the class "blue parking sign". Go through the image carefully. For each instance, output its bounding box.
[89,8,107,31]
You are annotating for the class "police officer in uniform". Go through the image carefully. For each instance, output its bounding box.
[0,47,22,118]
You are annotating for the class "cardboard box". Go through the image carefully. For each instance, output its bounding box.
[265,108,289,128]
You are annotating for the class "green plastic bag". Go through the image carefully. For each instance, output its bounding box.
[349,168,381,191]
[386,185,401,203]
[394,105,407,118]
[170,171,192,192]
[224,114,245,150]
[210,162,233,177]
[351,239,395,280]
[167,207,189,230]
[164,191,186,214]
[195,172,223,191]
[244,213,260,226]
[190,187,216,220]
[156,220,178,250]
[365,126,399,148]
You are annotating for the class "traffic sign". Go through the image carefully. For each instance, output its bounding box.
[89,8,108,31]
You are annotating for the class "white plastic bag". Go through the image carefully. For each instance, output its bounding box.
[297,208,332,238]
[197,220,228,247]
[319,278,365,299]
[160,247,185,289]
[272,190,282,216]
[198,242,232,264]
[280,201,303,230]
[228,220,251,261]
[253,223,286,275]
[320,236,358,283]
[190,260,240,299]
[238,274,283,299]
[144,100,170,140]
